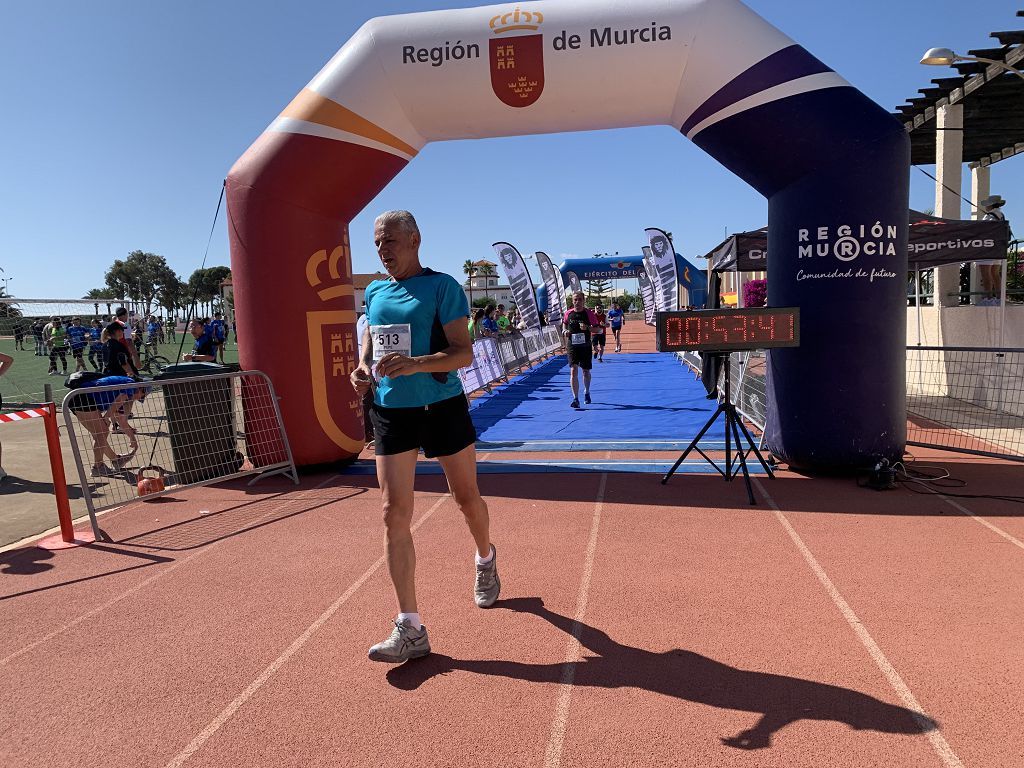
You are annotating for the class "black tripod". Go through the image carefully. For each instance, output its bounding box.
[662,353,774,504]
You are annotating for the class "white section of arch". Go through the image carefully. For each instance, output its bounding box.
[683,71,850,139]
[267,0,839,147]
[267,117,417,161]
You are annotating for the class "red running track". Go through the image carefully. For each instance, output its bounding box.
[1,324,1022,767]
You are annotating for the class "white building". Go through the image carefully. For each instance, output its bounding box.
[464,259,514,308]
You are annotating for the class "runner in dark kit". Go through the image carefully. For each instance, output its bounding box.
[562,291,602,408]
[350,210,499,664]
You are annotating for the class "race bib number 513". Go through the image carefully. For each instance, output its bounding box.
[370,324,412,377]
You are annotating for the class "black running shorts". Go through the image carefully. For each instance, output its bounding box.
[567,344,593,370]
[370,393,477,458]
[591,333,606,349]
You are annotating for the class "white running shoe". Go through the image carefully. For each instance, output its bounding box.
[368,618,431,663]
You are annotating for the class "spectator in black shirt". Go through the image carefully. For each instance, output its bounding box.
[103,322,139,378]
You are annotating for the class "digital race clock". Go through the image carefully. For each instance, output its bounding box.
[655,307,800,352]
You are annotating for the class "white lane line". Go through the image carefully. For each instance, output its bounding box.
[162,493,450,768]
[0,475,343,668]
[544,472,607,768]
[935,494,1024,552]
[753,479,965,768]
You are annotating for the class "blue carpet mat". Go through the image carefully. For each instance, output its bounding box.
[469,353,725,447]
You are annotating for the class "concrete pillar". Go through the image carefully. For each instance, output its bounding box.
[968,164,991,304]
[970,164,990,220]
[934,104,964,307]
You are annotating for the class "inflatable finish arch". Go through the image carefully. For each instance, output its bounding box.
[228,0,909,470]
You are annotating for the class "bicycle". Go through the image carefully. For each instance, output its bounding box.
[138,339,171,375]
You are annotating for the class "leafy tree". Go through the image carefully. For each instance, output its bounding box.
[186,266,231,315]
[105,250,180,316]
[616,290,641,311]
[0,285,22,319]
[586,278,611,304]
[463,259,477,306]
[472,297,493,309]
[159,274,186,317]
[84,287,119,300]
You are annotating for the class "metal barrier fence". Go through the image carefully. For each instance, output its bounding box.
[62,370,299,541]
[459,327,564,395]
[682,346,1023,462]
[906,346,1024,461]
[676,350,769,435]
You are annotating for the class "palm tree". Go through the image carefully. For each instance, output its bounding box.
[463,259,477,306]
[477,263,496,303]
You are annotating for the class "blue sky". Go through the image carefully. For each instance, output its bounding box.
[0,0,1019,299]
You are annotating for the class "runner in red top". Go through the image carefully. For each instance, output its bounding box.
[591,305,608,362]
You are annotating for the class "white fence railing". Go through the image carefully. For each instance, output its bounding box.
[459,326,564,395]
[62,370,298,541]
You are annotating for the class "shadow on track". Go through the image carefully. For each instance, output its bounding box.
[387,597,937,750]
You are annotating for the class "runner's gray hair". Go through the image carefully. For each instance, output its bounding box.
[374,210,420,238]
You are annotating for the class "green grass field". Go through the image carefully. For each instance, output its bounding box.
[0,337,240,407]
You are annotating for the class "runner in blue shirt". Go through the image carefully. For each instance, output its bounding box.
[607,301,626,352]
[351,210,499,664]
[209,313,227,363]
[87,319,105,370]
[65,318,90,373]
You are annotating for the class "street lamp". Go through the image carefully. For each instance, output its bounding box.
[920,47,1024,80]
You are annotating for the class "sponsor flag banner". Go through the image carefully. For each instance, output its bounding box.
[493,241,541,328]
[535,251,565,325]
[638,248,657,325]
[641,246,664,313]
[565,270,582,295]
[644,227,679,311]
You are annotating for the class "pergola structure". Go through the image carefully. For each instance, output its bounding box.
[892,9,1023,323]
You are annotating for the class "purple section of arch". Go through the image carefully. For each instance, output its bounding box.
[680,44,833,135]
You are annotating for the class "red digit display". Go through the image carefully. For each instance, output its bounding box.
[655,308,800,352]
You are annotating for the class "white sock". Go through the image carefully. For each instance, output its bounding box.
[397,612,422,630]
[475,546,494,566]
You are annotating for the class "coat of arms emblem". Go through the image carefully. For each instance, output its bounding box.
[489,8,545,108]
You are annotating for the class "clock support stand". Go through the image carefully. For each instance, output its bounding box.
[661,353,775,505]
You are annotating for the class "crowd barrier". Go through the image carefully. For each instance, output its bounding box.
[0,401,75,542]
[906,346,1023,461]
[62,370,299,541]
[683,346,1023,463]
[458,326,564,395]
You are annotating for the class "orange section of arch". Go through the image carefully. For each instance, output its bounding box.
[280,89,418,157]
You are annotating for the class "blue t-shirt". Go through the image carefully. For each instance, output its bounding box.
[607,308,624,329]
[66,325,88,350]
[85,376,139,411]
[209,319,226,341]
[88,328,104,350]
[364,269,469,408]
[192,331,216,358]
[481,317,499,335]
